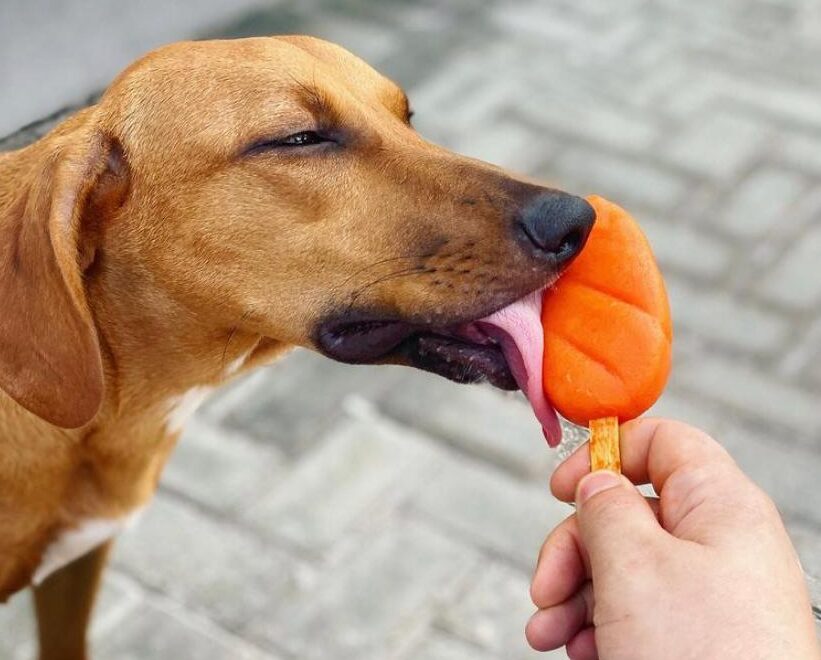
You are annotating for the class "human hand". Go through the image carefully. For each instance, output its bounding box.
[526,418,821,659]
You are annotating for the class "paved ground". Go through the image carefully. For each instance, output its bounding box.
[2,0,820,657]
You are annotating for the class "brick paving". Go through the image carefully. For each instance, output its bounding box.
[2,0,820,656]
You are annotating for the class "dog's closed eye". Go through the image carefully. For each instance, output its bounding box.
[244,130,336,156]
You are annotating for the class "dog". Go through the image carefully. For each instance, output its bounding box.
[0,35,595,659]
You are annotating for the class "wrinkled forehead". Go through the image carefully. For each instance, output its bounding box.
[98,36,406,162]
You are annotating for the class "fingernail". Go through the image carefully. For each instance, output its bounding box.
[577,470,621,506]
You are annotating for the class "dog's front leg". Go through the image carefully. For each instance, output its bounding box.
[32,540,112,660]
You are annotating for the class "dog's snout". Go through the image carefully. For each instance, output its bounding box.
[518,192,596,267]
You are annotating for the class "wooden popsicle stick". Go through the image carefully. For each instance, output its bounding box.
[589,417,621,473]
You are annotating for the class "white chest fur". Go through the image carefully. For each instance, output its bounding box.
[163,350,250,435]
[33,509,144,585]
[165,386,214,434]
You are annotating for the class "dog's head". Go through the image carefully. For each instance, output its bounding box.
[0,36,594,434]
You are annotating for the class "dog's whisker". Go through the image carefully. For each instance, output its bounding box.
[346,265,428,307]
[334,252,434,292]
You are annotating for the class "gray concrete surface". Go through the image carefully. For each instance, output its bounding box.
[0,0,272,136]
[1,0,820,657]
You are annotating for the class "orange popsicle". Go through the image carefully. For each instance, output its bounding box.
[541,196,672,428]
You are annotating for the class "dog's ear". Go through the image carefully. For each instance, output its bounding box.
[0,121,122,428]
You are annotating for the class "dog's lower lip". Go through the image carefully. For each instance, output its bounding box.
[318,319,413,362]
[317,317,516,389]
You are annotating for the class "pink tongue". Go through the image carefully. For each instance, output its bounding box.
[478,290,562,446]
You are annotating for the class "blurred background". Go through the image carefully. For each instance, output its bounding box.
[1,0,820,657]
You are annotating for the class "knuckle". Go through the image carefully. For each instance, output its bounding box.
[536,514,576,564]
[647,417,727,457]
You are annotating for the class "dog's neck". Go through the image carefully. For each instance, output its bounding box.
[84,267,291,435]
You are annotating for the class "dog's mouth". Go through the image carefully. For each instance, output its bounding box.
[317,289,561,445]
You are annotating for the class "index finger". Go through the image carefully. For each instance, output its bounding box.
[550,418,735,502]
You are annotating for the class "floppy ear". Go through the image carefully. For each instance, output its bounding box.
[0,123,115,428]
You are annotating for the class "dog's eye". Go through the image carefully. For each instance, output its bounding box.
[245,131,333,155]
[279,131,329,147]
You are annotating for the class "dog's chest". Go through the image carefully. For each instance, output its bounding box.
[26,379,235,586]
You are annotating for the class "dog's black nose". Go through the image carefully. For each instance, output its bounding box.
[518,192,596,267]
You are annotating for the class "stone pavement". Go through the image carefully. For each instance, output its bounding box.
[2,0,820,657]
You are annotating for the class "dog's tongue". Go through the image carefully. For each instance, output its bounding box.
[478,290,562,446]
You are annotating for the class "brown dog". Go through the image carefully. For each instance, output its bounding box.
[0,36,594,659]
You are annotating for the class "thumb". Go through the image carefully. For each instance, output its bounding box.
[575,471,662,574]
